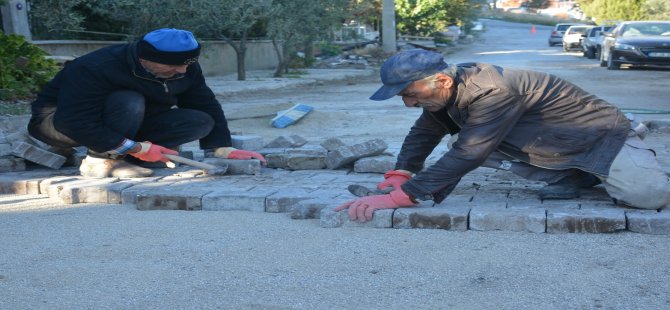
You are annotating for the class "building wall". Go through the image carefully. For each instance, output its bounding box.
[33,40,280,77]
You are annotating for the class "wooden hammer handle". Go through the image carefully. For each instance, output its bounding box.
[164,154,220,170]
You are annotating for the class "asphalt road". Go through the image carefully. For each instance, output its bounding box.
[2,19,670,309]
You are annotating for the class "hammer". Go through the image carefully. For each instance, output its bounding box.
[164,154,228,176]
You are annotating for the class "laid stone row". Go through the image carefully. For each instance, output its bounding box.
[318,201,670,235]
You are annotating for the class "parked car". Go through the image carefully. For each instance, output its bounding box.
[562,25,591,51]
[548,23,585,46]
[581,25,614,59]
[600,21,670,70]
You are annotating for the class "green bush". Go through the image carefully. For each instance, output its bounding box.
[0,32,59,100]
[316,41,342,57]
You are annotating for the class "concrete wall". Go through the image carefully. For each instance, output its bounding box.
[32,40,279,77]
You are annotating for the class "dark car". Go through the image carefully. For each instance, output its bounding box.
[600,21,670,70]
[581,25,613,59]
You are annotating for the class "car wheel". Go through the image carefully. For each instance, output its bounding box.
[599,48,607,67]
[548,42,554,47]
[563,45,569,52]
[585,47,595,59]
[595,46,602,59]
[607,52,620,70]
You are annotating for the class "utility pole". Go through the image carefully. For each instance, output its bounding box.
[381,0,396,53]
[1,0,32,41]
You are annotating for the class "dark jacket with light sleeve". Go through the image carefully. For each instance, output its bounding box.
[398,63,630,203]
[30,41,231,153]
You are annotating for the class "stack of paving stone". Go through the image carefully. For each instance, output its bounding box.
[1,133,669,235]
[0,126,82,173]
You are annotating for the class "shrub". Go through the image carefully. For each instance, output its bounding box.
[0,32,59,100]
[316,41,342,57]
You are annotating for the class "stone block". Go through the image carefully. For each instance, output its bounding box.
[353,155,395,173]
[231,135,264,151]
[286,146,327,156]
[290,197,349,219]
[0,143,12,156]
[39,176,80,195]
[320,207,393,228]
[202,187,276,212]
[202,158,261,175]
[626,210,670,235]
[119,179,177,205]
[266,153,326,170]
[56,178,132,204]
[325,139,388,169]
[469,205,546,233]
[0,156,26,172]
[320,137,347,151]
[547,208,626,233]
[11,142,66,169]
[265,135,308,148]
[265,188,319,213]
[0,176,29,194]
[135,186,214,211]
[393,204,470,230]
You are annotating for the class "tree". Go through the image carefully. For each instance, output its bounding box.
[395,0,484,37]
[644,0,670,20]
[578,0,646,22]
[28,0,88,39]
[267,0,349,77]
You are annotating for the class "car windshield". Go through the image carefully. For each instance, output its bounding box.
[568,27,589,34]
[621,23,670,37]
[557,24,574,31]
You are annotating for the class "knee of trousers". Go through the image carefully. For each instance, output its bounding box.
[105,90,146,115]
[616,181,670,210]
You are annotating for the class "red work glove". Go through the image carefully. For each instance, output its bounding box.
[334,189,417,222]
[129,142,178,162]
[377,169,412,191]
[214,147,267,165]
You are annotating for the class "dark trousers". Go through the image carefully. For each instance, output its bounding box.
[28,90,214,156]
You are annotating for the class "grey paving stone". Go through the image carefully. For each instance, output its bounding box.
[0,143,12,156]
[285,146,327,156]
[353,155,395,173]
[11,142,66,169]
[265,135,308,148]
[470,204,546,233]
[55,178,132,204]
[320,137,347,151]
[266,153,326,170]
[202,158,261,175]
[626,210,670,235]
[119,179,177,205]
[546,208,626,233]
[265,188,335,213]
[290,197,350,219]
[39,176,80,196]
[0,156,26,172]
[0,176,32,194]
[135,186,214,211]
[231,135,264,151]
[393,204,470,230]
[320,207,393,228]
[202,187,275,212]
[325,139,387,169]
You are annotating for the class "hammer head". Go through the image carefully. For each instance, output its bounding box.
[204,164,228,176]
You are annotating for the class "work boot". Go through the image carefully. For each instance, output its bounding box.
[538,171,601,200]
[79,155,153,178]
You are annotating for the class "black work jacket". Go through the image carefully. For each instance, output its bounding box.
[399,63,630,203]
[31,41,231,153]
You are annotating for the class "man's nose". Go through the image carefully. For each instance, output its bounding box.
[175,65,188,73]
[402,97,417,108]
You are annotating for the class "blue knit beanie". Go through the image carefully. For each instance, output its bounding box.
[137,28,200,65]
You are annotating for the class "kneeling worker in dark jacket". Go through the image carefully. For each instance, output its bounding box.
[28,28,265,178]
[336,49,670,222]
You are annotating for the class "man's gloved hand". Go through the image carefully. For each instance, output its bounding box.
[377,169,412,191]
[129,142,178,162]
[334,189,417,222]
[214,147,267,165]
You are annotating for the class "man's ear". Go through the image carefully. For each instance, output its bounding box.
[435,73,453,89]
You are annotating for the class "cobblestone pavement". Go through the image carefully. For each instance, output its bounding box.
[2,120,669,234]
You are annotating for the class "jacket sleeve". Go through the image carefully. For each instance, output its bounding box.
[52,63,128,153]
[176,64,232,149]
[395,110,451,173]
[402,91,525,203]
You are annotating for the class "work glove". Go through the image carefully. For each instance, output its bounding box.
[334,189,417,222]
[129,141,178,162]
[214,147,267,165]
[377,169,412,191]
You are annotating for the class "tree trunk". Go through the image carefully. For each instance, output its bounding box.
[272,38,284,77]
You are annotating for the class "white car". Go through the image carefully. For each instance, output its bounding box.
[562,25,591,51]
